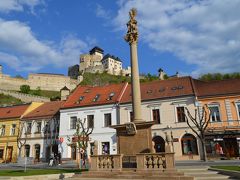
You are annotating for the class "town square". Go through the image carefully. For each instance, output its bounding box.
[0,0,240,179]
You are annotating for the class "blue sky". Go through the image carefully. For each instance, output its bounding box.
[0,0,239,78]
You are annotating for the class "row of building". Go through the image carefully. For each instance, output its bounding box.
[0,77,239,163]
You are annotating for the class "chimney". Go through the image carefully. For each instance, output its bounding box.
[158,68,166,80]
[60,86,70,101]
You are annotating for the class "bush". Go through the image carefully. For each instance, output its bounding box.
[20,85,30,94]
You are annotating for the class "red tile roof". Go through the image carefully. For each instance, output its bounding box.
[63,83,128,109]
[193,78,240,98]
[120,76,195,104]
[22,101,64,120]
[0,104,30,120]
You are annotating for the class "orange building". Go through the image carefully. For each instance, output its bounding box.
[194,79,240,158]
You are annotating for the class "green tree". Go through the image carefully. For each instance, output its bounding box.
[199,72,240,81]
[20,85,30,94]
[14,75,24,79]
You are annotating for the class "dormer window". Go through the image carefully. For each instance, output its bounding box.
[93,94,100,102]
[107,92,115,100]
[147,90,153,94]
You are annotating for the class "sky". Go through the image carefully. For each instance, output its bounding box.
[0,0,239,78]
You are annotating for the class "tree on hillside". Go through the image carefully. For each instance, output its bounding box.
[183,105,211,161]
[20,85,30,94]
[67,118,93,169]
[199,72,240,81]
[15,75,24,79]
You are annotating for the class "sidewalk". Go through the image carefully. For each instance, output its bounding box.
[176,159,240,167]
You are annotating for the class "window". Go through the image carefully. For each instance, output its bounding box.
[90,143,94,156]
[102,142,110,155]
[236,103,240,119]
[176,106,186,122]
[26,122,32,134]
[152,109,160,124]
[0,149,4,159]
[0,125,6,136]
[209,105,221,122]
[11,124,16,136]
[130,111,133,122]
[104,113,112,127]
[36,122,42,133]
[70,116,77,129]
[44,122,50,133]
[87,115,94,128]
[25,145,30,157]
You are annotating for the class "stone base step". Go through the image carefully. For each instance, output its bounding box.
[72,170,194,180]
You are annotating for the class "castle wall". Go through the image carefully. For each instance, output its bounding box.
[27,74,78,91]
[0,71,78,92]
[0,75,27,91]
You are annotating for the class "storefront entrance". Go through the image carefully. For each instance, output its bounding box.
[206,134,240,158]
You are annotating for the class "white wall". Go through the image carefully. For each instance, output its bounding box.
[59,104,118,159]
[119,96,202,160]
[20,118,59,161]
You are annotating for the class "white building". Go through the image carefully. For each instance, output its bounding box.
[118,77,204,160]
[20,101,64,162]
[59,83,128,161]
[101,54,122,75]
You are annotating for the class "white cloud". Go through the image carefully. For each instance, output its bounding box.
[0,0,44,13]
[0,18,89,72]
[95,4,110,19]
[114,0,240,75]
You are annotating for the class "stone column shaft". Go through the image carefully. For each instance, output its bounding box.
[130,42,142,122]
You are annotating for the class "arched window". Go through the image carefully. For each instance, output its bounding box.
[152,136,165,153]
[181,134,198,155]
[25,145,30,157]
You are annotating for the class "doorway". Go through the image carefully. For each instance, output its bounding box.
[152,136,165,152]
[34,144,40,162]
[6,146,13,162]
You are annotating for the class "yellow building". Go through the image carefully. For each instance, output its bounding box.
[0,102,43,163]
[194,78,240,158]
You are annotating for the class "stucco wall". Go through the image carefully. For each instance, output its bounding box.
[59,104,118,159]
[119,96,202,160]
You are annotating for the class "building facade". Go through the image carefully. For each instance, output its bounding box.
[119,77,204,160]
[59,83,128,161]
[20,101,64,162]
[0,103,42,163]
[194,78,240,159]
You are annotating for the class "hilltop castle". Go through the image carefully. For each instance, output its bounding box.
[0,47,131,92]
[68,47,131,79]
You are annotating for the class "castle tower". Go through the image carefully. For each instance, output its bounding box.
[0,65,2,74]
[89,46,104,60]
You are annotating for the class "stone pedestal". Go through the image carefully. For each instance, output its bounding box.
[112,121,154,155]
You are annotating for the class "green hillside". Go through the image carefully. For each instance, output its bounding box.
[0,93,22,106]
[80,72,131,86]
[80,72,159,86]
